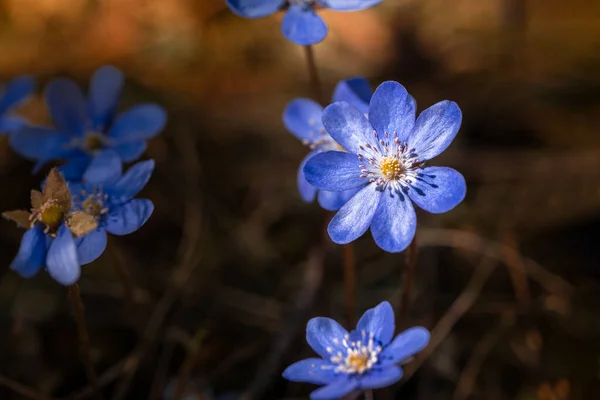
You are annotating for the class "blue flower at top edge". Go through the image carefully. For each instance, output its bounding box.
[69,149,155,251]
[226,0,382,46]
[9,65,167,180]
[0,75,35,135]
[282,301,430,399]
[303,80,467,253]
[283,77,372,211]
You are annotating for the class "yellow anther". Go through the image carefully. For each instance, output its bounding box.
[347,353,370,374]
[379,156,402,179]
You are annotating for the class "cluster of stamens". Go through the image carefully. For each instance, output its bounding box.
[75,187,109,218]
[302,118,344,152]
[358,130,423,191]
[324,330,382,374]
[30,200,65,234]
[67,131,106,153]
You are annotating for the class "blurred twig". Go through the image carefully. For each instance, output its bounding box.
[172,328,206,400]
[453,311,517,400]
[0,374,54,400]
[343,243,357,327]
[398,237,418,323]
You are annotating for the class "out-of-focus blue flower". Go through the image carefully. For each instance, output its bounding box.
[283,301,429,399]
[10,65,166,180]
[70,150,154,247]
[0,75,35,135]
[6,169,105,285]
[284,77,372,211]
[226,0,382,46]
[304,81,466,253]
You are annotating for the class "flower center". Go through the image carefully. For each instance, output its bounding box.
[83,132,105,152]
[379,156,402,179]
[327,330,382,374]
[31,201,65,234]
[357,130,424,191]
[302,120,344,152]
[76,187,109,219]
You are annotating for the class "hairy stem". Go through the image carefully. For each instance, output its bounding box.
[398,237,418,321]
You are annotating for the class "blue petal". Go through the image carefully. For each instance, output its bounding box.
[358,366,403,389]
[283,98,324,143]
[332,77,372,115]
[109,159,155,204]
[298,150,319,203]
[83,149,123,185]
[282,358,339,385]
[10,227,46,279]
[9,126,74,160]
[0,75,35,115]
[310,378,357,400]
[368,81,416,142]
[322,101,377,154]
[317,188,359,212]
[328,184,381,245]
[226,0,284,18]
[105,199,153,236]
[59,156,90,181]
[306,317,349,359]
[407,166,466,214]
[356,301,395,346]
[281,5,328,46]
[408,100,462,161]
[370,187,416,253]
[304,151,365,191]
[0,115,27,135]
[89,65,124,132]
[76,228,107,265]
[379,326,430,366]
[317,0,382,11]
[46,224,80,285]
[110,141,147,162]
[45,78,87,136]
[108,104,167,142]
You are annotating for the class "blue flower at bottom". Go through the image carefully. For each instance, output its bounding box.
[10,65,166,180]
[70,150,155,245]
[284,77,372,211]
[226,0,382,46]
[0,75,35,135]
[304,81,467,253]
[283,301,429,399]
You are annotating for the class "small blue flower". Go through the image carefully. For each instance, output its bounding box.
[0,75,35,135]
[8,169,106,286]
[304,81,466,252]
[226,0,382,46]
[283,301,429,399]
[284,77,372,211]
[70,150,155,246]
[10,65,166,180]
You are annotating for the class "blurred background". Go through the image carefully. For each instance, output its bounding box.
[0,0,599,399]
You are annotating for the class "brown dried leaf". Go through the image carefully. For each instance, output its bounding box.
[2,210,32,229]
[66,212,98,237]
[31,190,43,209]
[43,168,71,213]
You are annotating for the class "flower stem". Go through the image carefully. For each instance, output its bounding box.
[68,284,103,400]
[364,389,374,400]
[398,237,418,321]
[303,45,324,105]
[343,243,357,327]
[107,244,136,307]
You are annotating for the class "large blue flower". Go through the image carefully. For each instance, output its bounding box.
[70,150,155,245]
[284,77,372,211]
[0,75,35,135]
[226,0,382,46]
[283,301,430,399]
[304,81,466,253]
[10,65,166,180]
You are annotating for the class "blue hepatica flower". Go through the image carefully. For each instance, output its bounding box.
[304,81,467,253]
[10,65,166,180]
[284,77,373,211]
[0,75,35,135]
[7,169,106,285]
[226,0,382,46]
[283,301,430,399]
[70,150,155,244]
